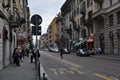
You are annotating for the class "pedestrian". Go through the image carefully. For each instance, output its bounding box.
[60,47,64,59]
[21,47,25,60]
[26,48,29,57]
[12,48,17,64]
[30,49,35,63]
[98,47,102,54]
[14,47,21,66]
[33,49,40,65]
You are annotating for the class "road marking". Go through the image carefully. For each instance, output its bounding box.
[44,52,82,68]
[49,68,58,75]
[94,73,113,80]
[49,67,83,75]
[70,67,83,75]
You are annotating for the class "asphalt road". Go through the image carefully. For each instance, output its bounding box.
[40,51,120,80]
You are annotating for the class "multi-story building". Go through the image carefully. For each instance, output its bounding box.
[0,0,30,70]
[59,0,95,51]
[56,12,67,49]
[47,17,57,48]
[93,0,120,55]
[39,33,48,48]
[0,0,10,70]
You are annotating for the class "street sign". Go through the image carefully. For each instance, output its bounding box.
[32,26,41,35]
[31,14,42,26]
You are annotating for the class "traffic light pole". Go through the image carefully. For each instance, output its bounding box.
[31,14,42,80]
[35,16,40,80]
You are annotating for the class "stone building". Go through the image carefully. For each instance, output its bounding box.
[93,0,120,55]
[59,0,95,51]
[56,0,120,55]
[0,0,30,70]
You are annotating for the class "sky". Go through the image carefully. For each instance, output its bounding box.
[28,0,65,35]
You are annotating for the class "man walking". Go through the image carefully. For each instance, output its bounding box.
[60,47,64,59]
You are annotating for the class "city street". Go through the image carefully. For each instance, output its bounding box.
[40,51,120,80]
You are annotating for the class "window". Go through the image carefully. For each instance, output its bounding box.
[98,20,104,29]
[87,0,90,7]
[100,3,102,9]
[77,7,79,15]
[109,15,113,26]
[117,11,120,24]
[74,10,76,17]
[110,0,112,6]
[88,11,92,20]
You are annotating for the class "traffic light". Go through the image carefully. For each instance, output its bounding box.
[32,26,41,35]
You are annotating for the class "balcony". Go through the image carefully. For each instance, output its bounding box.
[65,27,72,35]
[94,0,104,3]
[92,9,106,18]
[80,2,86,15]
[9,17,25,28]
[61,0,71,16]
[10,21,20,28]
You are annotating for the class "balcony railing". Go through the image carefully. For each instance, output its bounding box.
[94,0,104,3]
[92,9,106,18]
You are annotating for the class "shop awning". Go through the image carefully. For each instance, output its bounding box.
[87,38,94,42]
[75,40,86,46]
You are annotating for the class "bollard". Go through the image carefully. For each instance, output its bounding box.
[38,62,41,80]
[43,73,47,80]
[30,55,33,63]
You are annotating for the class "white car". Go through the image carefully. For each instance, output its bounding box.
[53,48,59,53]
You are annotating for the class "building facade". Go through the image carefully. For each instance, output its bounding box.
[0,0,30,70]
[56,0,120,55]
[93,0,120,55]
[39,34,48,48]
[47,17,57,48]
[59,0,95,51]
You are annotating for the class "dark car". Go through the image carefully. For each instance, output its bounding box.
[89,49,95,55]
[76,49,90,57]
[63,48,70,54]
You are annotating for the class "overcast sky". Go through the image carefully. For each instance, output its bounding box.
[28,0,65,34]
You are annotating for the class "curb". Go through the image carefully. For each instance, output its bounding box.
[40,64,48,80]
[92,56,120,61]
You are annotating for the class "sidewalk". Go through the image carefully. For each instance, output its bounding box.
[71,52,120,61]
[0,57,36,80]
[92,54,120,61]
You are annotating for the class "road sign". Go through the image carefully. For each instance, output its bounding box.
[31,14,42,26]
[32,26,41,35]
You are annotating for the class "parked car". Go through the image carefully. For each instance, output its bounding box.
[76,49,90,57]
[53,48,59,53]
[89,49,95,55]
[48,47,54,52]
[63,48,70,54]
[48,47,59,53]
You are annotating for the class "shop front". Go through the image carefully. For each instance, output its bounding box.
[17,32,27,47]
[87,33,94,49]
[87,38,94,49]
[75,38,87,50]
